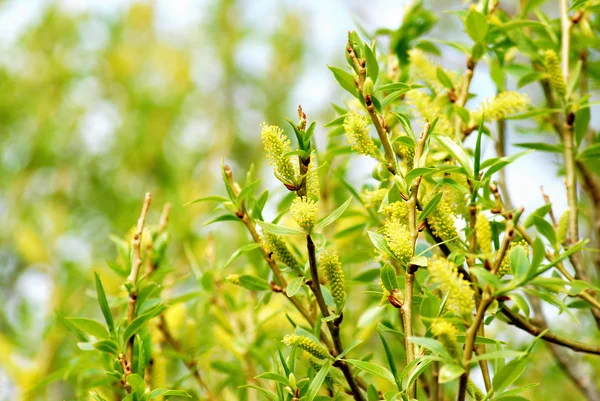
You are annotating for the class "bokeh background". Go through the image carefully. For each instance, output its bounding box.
[1,0,595,400]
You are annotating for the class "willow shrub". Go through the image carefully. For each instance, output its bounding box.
[68,2,600,401]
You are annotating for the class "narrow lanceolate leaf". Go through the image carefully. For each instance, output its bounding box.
[257,220,305,236]
[482,150,533,181]
[148,389,191,398]
[345,359,396,384]
[94,272,114,333]
[286,277,304,297]
[433,135,473,177]
[418,192,443,223]
[122,304,168,342]
[93,340,119,355]
[304,361,332,401]
[184,195,229,206]
[238,275,271,291]
[380,264,398,291]
[315,197,352,230]
[222,243,261,268]
[65,318,110,340]
[378,330,402,391]
[328,66,359,98]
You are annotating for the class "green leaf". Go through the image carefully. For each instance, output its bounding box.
[223,243,261,268]
[380,264,399,291]
[305,361,332,401]
[90,392,108,401]
[378,331,402,391]
[438,364,465,383]
[148,389,191,398]
[482,150,533,181]
[346,359,396,384]
[184,195,229,206]
[315,197,352,230]
[254,372,289,386]
[492,357,528,393]
[510,245,530,283]
[408,337,451,360]
[368,231,397,261]
[405,357,433,389]
[434,135,473,177]
[242,385,278,401]
[471,350,526,362]
[470,267,503,290]
[405,167,437,186]
[533,216,557,246]
[257,220,305,236]
[523,204,552,228]
[93,340,119,355]
[569,0,589,11]
[202,214,241,227]
[473,118,484,179]
[436,67,454,89]
[465,9,488,43]
[364,43,379,83]
[328,66,359,99]
[418,192,443,223]
[575,106,590,146]
[237,179,263,203]
[94,272,114,333]
[65,318,110,340]
[238,275,271,291]
[286,277,304,297]
[515,142,562,153]
[123,304,168,342]
[577,143,600,161]
[126,374,145,395]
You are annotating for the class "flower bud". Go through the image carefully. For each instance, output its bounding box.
[261,123,297,184]
[319,248,346,310]
[282,334,330,360]
[343,111,378,158]
[263,232,302,272]
[372,162,391,181]
[544,50,566,98]
[226,274,241,286]
[290,197,317,233]
[428,256,475,316]
[557,209,569,245]
[363,77,374,95]
[288,373,297,390]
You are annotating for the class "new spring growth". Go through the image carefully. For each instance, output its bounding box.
[261,123,297,185]
[360,188,388,209]
[475,91,530,121]
[306,151,320,199]
[282,334,331,360]
[428,256,475,316]
[363,77,374,95]
[557,209,570,245]
[544,50,566,99]
[263,232,303,272]
[427,194,458,243]
[319,248,346,310]
[290,197,317,233]
[497,239,529,277]
[431,319,460,358]
[475,212,492,256]
[384,218,412,265]
[343,111,379,158]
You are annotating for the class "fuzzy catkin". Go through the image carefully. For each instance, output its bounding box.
[263,232,302,271]
[360,188,388,209]
[261,123,296,183]
[343,111,379,158]
[431,319,460,358]
[475,91,529,121]
[152,353,167,398]
[226,274,241,286]
[384,218,412,265]
[475,212,492,255]
[306,151,320,200]
[290,197,317,233]
[382,201,409,220]
[428,256,475,316]
[557,209,570,245]
[545,50,566,98]
[427,196,458,243]
[282,334,330,360]
[319,248,346,310]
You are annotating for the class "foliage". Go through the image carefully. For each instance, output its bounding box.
[4,1,600,401]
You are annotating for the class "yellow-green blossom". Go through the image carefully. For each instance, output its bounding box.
[545,50,566,98]
[427,195,458,243]
[282,334,330,359]
[384,219,412,265]
[476,212,492,255]
[343,111,379,158]
[152,354,167,399]
[226,274,241,286]
[405,90,454,136]
[360,188,388,209]
[319,248,346,310]
[475,91,529,121]
[261,123,296,184]
[409,49,458,91]
[431,319,460,358]
[382,201,409,221]
[290,197,318,233]
[497,239,529,277]
[306,151,320,199]
[263,232,302,271]
[428,256,475,316]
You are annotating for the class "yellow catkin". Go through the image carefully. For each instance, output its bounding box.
[263,232,302,271]
[261,123,296,184]
[319,248,346,310]
[397,142,415,168]
[557,209,570,245]
[468,380,485,401]
[343,111,379,158]
[475,212,492,255]
[475,91,529,121]
[360,188,388,209]
[427,196,458,243]
[428,256,475,316]
[306,151,320,200]
[307,354,337,386]
[497,239,529,277]
[226,274,241,286]
[408,49,458,91]
[545,50,566,98]
[381,201,409,221]
[152,353,167,398]
[431,319,460,358]
[384,219,412,265]
[290,196,317,233]
[405,90,454,137]
[282,334,330,360]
